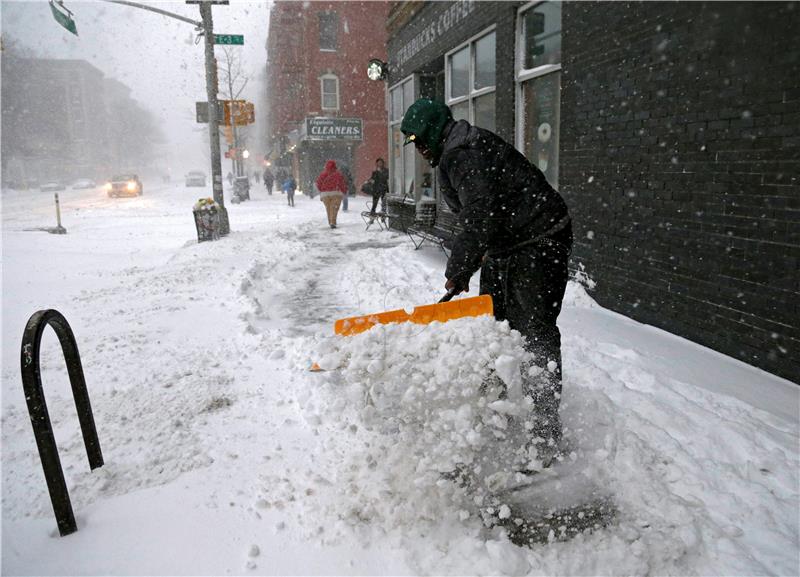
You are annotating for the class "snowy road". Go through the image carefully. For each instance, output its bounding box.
[2,183,798,575]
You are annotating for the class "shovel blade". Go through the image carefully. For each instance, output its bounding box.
[334,294,493,336]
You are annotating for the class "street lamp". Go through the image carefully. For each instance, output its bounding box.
[242,149,250,159]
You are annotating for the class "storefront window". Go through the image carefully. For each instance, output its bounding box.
[522,2,561,69]
[404,133,415,196]
[446,29,496,132]
[473,92,496,133]
[521,72,559,187]
[474,33,496,90]
[392,125,403,195]
[389,77,416,199]
[451,101,469,122]
[402,81,415,116]
[448,47,469,99]
[391,88,403,122]
[517,2,561,187]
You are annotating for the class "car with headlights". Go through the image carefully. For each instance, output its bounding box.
[185,170,207,187]
[40,181,66,192]
[72,178,97,189]
[105,174,143,197]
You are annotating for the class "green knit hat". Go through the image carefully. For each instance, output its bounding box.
[400,99,453,163]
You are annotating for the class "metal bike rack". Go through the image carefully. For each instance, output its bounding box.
[20,309,103,536]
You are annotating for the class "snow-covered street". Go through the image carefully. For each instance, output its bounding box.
[2,183,798,575]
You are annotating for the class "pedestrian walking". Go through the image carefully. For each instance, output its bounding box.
[340,165,354,212]
[401,98,573,467]
[254,170,261,184]
[315,160,347,229]
[263,167,274,195]
[283,176,297,207]
[367,158,389,219]
[226,171,234,186]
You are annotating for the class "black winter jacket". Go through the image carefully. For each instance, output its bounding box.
[369,167,389,198]
[438,120,572,286]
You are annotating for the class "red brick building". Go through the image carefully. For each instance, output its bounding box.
[266,1,389,194]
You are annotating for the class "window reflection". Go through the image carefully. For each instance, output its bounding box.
[523,2,561,70]
[448,47,469,99]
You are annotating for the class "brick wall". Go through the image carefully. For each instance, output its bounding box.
[560,1,800,382]
[267,1,389,188]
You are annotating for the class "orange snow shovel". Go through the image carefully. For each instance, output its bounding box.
[334,291,493,336]
[310,292,493,371]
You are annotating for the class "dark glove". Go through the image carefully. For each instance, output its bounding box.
[445,277,470,296]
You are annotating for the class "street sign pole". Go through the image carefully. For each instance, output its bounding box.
[199,2,229,235]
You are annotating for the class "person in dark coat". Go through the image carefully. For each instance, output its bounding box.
[367,158,389,217]
[263,167,274,195]
[401,98,573,468]
[340,165,354,212]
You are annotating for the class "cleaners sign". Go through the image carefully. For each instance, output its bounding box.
[304,117,363,141]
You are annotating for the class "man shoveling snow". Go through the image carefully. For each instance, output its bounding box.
[400,98,573,470]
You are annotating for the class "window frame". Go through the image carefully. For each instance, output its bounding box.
[320,73,339,111]
[515,1,562,186]
[444,25,497,128]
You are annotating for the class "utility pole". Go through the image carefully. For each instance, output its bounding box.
[198,1,229,235]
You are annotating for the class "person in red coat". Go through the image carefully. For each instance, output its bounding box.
[315,160,348,228]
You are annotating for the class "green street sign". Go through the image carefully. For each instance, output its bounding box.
[49,1,78,36]
[214,34,244,46]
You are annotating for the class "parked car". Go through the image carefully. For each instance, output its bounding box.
[40,182,66,192]
[72,178,96,189]
[104,174,143,197]
[185,171,207,187]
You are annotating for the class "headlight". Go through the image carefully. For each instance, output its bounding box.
[104,183,112,191]
[126,181,136,191]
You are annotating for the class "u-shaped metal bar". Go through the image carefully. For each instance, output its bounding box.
[21,309,103,536]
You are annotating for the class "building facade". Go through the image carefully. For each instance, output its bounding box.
[386,1,799,382]
[1,56,163,187]
[266,1,390,194]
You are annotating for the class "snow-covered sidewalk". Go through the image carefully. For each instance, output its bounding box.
[2,184,798,575]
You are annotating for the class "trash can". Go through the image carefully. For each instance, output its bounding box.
[193,198,221,242]
[234,176,250,201]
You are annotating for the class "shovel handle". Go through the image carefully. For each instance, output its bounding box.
[438,289,457,303]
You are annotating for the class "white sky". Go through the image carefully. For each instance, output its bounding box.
[2,0,270,173]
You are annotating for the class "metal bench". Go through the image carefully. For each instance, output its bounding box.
[361,210,389,231]
[405,201,461,255]
[406,221,458,255]
[406,224,444,251]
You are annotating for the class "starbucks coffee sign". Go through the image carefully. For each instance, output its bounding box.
[305,117,363,141]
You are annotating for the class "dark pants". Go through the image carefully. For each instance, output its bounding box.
[480,237,570,458]
[370,194,386,215]
[265,181,273,195]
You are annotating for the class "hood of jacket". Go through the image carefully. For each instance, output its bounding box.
[316,160,347,193]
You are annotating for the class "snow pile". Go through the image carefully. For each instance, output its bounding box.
[301,314,557,531]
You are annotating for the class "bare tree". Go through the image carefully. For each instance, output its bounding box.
[217,46,250,177]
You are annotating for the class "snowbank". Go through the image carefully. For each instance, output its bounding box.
[304,316,544,527]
